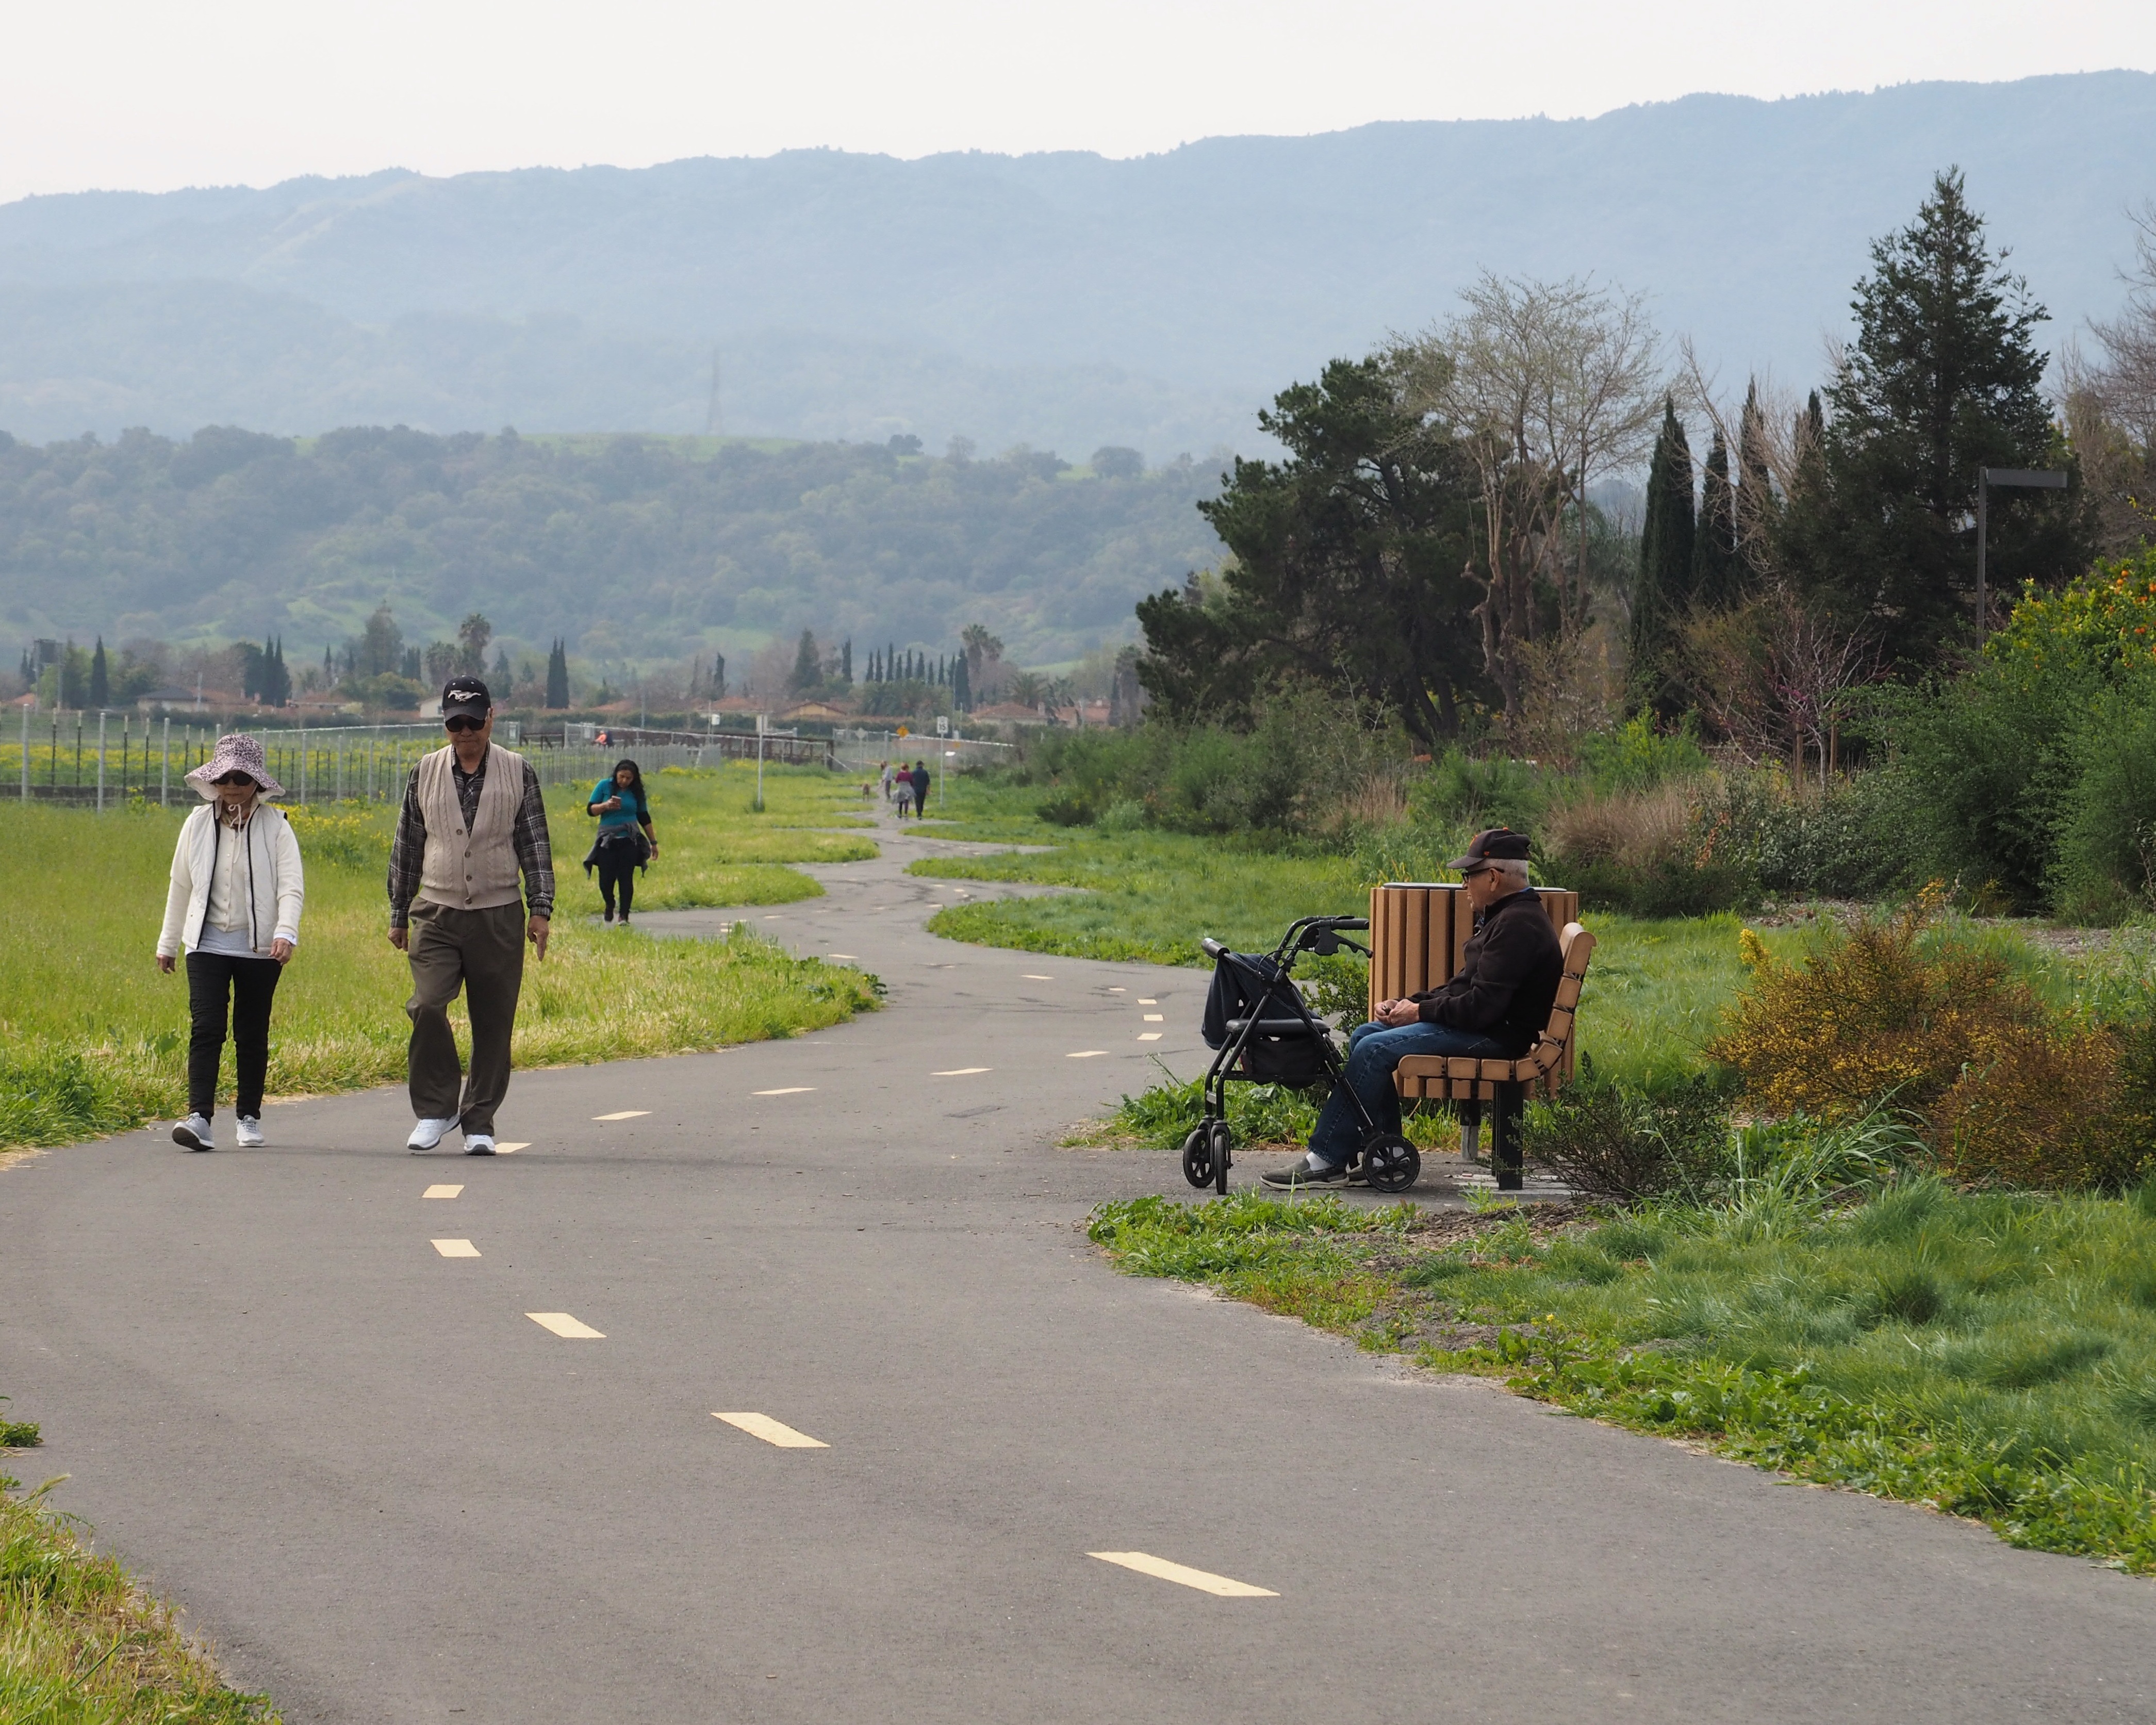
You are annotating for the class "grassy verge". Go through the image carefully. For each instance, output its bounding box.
[0,769,881,1151]
[546,760,877,914]
[1088,1179,2156,1572]
[1,1470,278,1722]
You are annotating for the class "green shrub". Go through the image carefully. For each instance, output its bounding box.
[2051,687,2156,923]
[1522,1060,1736,1201]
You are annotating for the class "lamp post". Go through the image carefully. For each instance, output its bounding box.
[1977,466,2067,632]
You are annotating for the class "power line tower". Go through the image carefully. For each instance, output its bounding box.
[703,348,722,438]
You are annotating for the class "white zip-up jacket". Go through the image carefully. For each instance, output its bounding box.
[157,803,305,959]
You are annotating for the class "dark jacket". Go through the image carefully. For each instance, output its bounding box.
[1410,889,1563,1057]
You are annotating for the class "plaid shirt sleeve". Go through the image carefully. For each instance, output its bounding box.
[387,764,426,929]
[514,759,555,920]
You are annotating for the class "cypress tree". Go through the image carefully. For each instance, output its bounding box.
[1692,431,1738,610]
[952,654,970,712]
[841,639,852,684]
[1629,399,1696,717]
[89,636,109,708]
[545,639,570,709]
[713,652,726,700]
[1737,380,1775,582]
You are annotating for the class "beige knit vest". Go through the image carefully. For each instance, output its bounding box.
[415,744,525,912]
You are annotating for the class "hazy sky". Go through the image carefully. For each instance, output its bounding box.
[6,0,2154,204]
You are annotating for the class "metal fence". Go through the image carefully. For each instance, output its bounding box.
[4,711,840,810]
[828,727,1014,778]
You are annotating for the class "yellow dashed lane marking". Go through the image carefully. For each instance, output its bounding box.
[1143,1014,1165,1022]
[594,1111,648,1122]
[1089,1552,1276,1597]
[527,1312,604,1338]
[714,1412,828,1448]
[1138,1032,1163,1042]
[423,1184,463,1199]
[1066,1050,1108,1059]
[932,1067,991,1076]
[754,1087,816,1096]
[1138,998,1158,1005]
[496,1142,530,1154]
[828,952,859,960]
[432,1238,481,1258]
[1022,974,1054,980]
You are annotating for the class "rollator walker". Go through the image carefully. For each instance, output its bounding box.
[1180,914,1422,1196]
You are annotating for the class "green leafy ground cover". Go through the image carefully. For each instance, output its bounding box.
[1088,1176,2156,1572]
[0,765,879,1150]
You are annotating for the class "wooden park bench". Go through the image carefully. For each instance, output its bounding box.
[1365,883,1595,1191]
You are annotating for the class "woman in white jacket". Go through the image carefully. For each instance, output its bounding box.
[155,733,304,1151]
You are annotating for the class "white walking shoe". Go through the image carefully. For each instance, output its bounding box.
[407,1117,458,1154]
[172,1113,214,1152]
[463,1132,496,1156]
[235,1116,265,1148]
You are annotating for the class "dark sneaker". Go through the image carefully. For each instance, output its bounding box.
[1260,1158,1346,1190]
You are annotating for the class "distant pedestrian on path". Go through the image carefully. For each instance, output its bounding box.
[910,759,931,816]
[880,760,895,802]
[388,677,554,1156]
[895,771,914,817]
[156,733,304,1153]
[585,758,656,926]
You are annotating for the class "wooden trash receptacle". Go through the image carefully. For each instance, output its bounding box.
[1366,883,1579,1018]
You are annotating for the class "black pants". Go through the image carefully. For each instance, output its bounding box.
[186,951,284,1119]
[597,839,639,917]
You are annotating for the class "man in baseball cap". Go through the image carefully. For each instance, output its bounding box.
[1265,826,1565,1188]
[386,677,555,1155]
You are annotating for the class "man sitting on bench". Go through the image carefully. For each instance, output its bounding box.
[1263,828,1565,1189]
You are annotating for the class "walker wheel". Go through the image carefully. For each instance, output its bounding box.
[1361,1132,1420,1194]
[1209,1119,1232,1194]
[1181,1127,1214,1189]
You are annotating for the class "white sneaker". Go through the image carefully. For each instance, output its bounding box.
[407,1117,457,1154]
[463,1132,496,1156]
[172,1113,215,1152]
[236,1116,265,1148]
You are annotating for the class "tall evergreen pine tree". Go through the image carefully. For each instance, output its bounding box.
[1629,400,1696,716]
[1736,380,1775,582]
[545,639,570,709]
[89,637,109,708]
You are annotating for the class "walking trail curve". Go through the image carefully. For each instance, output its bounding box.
[5,806,2152,1723]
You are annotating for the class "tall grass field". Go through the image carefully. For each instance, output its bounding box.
[0,763,879,1150]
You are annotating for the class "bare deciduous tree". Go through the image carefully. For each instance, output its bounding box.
[1396,273,1661,726]
[2060,200,2156,553]
[1683,587,1877,787]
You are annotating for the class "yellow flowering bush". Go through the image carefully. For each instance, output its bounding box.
[1986,547,2156,684]
[1708,889,2042,1120]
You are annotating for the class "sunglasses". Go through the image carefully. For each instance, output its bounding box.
[212,771,257,787]
[443,715,486,733]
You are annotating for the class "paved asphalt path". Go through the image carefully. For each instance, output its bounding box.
[6,809,2154,1722]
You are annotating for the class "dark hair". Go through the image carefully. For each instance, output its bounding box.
[610,758,649,812]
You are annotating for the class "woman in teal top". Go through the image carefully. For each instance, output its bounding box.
[585,759,657,924]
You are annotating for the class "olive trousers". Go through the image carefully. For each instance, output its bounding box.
[405,899,525,1135]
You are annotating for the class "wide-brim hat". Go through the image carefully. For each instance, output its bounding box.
[1447,826,1530,873]
[184,732,286,801]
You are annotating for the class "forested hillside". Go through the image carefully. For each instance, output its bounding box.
[4,74,2152,453]
[0,425,1222,663]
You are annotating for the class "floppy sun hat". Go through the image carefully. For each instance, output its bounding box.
[184,732,286,801]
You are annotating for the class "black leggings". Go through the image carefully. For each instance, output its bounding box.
[186,951,283,1119]
[597,840,639,917]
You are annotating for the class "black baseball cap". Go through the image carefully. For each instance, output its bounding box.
[1447,826,1532,874]
[440,677,492,719]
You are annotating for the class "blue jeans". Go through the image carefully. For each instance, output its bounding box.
[1306,1021,1504,1169]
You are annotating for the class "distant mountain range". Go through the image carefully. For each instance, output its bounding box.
[3,73,2153,461]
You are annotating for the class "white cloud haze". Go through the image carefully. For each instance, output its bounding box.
[4,0,2154,201]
